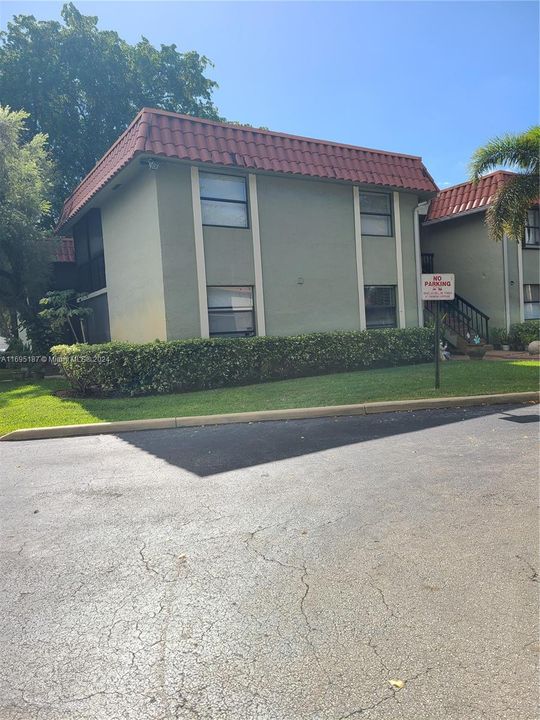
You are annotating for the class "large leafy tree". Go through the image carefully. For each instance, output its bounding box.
[0,3,219,217]
[470,127,540,242]
[0,105,54,342]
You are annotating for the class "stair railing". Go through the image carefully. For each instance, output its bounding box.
[424,293,489,343]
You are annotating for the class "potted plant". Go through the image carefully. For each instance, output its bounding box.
[500,329,511,351]
[463,332,493,360]
[491,328,510,351]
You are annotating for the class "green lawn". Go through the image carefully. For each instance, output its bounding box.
[0,360,538,435]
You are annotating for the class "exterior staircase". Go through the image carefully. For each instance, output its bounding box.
[424,293,490,352]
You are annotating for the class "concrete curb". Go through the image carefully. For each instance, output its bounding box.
[1,391,538,442]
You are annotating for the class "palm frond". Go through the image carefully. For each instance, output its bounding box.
[470,127,540,180]
[485,172,539,242]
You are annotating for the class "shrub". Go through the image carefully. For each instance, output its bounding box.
[51,327,435,397]
[509,320,540,350]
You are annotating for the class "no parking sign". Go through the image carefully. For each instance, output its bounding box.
[421,273,455,389]
[421,274,455,301]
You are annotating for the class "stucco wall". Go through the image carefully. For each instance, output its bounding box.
[399,193,422,326]
[506,240,521,326]
[359,191,420,327]
[203,225,255,287]
[201,167,255,288]
[361,235,397,285]
[256,174,360,335]
[98,161,424,341]
[421,213,508,329]
[155,163,201,339]
[101,170,167,342]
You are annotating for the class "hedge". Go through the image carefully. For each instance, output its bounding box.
[509,320,540,350]
[51,327,435,397]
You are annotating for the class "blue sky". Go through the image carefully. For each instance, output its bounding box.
[1,1,538,187]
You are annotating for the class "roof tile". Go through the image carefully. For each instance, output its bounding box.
[58,108,438,231]
[426,171,515,222]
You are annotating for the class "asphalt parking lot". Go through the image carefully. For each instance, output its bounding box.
[1,404,538,719]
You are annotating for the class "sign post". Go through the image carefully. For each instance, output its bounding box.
[421,274,455,390]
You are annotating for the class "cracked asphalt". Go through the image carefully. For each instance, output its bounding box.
[1,403,538,719]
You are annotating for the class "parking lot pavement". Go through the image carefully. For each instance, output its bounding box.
[1,403,538,719]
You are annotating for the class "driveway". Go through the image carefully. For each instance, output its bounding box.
[1,404,538,719]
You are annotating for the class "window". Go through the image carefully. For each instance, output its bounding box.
[360,192,392,236]
[73,209,106,293]
[525,209,540,247]
[200,172,248,228]
[364,285,397,328]
[524,284,540,320]
[207,286,255,337]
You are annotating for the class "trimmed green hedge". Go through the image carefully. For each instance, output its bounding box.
[52,327,435,396]
[509,320,540,350]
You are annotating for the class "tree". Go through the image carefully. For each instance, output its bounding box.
[0,3,220,217]
[470,127,540,242]
[39,289,92,343]
[0,105,54,345]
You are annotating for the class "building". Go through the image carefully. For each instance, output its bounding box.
[56,108,438,344]
[421,171,539,339]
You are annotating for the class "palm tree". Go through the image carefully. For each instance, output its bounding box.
[470,126,539,242]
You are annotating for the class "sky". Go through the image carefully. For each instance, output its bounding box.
[1,0,538,188]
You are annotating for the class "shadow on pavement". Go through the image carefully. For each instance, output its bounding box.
[500,413,538,424]
[117,403,538,477]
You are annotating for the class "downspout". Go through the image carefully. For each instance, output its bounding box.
[414,202,429,327]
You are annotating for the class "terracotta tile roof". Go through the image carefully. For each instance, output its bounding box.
[54,237,75,263]
[57,108,438,231]
[425,171,516,223]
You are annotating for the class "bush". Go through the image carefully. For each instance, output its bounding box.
[509,320,540,350]
[52,327,435,397]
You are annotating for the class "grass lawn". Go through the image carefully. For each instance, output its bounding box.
[0,360,538,435]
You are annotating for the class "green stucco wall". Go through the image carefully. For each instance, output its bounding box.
[256,174,360,335]
[400,193,422,326]
[421,212,508,330]
[202,167,255,288]
[155,163,256,338]
[155,163,200,339]
[98,161,424,341]
[203,226,255,286]
[100,170,167,342]
[506,240,521,326]
[361,236,397,285]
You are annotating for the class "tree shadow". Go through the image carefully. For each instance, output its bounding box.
[118,403,537,477]
[0,380,63,408]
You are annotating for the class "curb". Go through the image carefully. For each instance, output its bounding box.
[1,391,538,442]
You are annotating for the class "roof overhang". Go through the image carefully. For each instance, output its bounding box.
[56,108,439,234]
[422,206,487,226]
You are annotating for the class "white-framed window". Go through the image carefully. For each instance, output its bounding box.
[524,284,540,320]
[207,286,255,337]
[364,285,397,328]
[199,172,248,228]
[525,209,540,247]
[360,192,393,236]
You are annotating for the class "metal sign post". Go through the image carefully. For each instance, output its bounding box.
[434,300,440,389]
[421,274,455,390]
